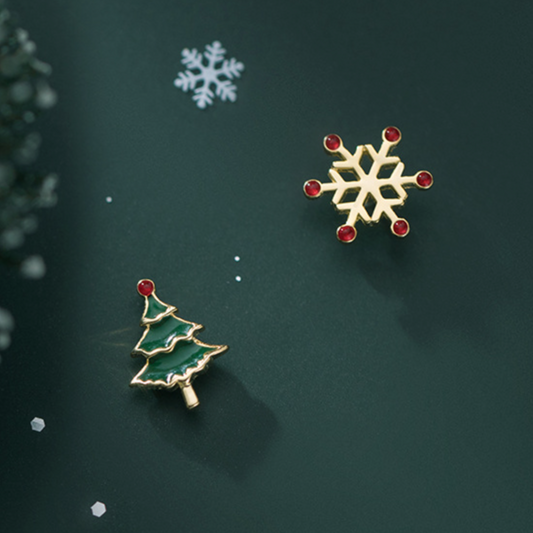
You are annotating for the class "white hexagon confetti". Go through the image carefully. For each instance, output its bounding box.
[91,501,106,518]
[30,417,45,432]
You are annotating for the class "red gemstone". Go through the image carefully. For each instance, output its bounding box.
[137,279,154,296]
[384,126,401,142]
[325,134,341,151]
[304,180,321,197]
[392,219,409,236]
[416,171,433,188]
[337,225,356,243]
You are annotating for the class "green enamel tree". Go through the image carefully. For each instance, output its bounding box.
[130,279,228,409]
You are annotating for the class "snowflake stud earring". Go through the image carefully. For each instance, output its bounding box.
[130,279,228,409]
[303,127,433,243]
[174,41,244,109]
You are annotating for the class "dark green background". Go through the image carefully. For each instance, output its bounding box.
[1,0,533,531]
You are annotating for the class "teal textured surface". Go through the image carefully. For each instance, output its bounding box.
[1,0,532,532]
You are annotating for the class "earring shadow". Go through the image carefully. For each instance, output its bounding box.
[139,365,280,481]
[338,202,508,348]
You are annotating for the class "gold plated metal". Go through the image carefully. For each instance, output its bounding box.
[303,127,433,242]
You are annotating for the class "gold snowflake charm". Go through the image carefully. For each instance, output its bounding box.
[303,126,433,243]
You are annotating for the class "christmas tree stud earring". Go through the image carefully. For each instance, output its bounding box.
[303,127,433,243]
[130,279,228,409]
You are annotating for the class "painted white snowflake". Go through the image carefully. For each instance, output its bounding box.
[303,127,434,243]
[174,41,244,109]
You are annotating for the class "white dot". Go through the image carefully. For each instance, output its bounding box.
[105,196,112,203]
[234,256,240,262]
[30,417,45,432]
[91,501,106,518]
[235,276,241,282]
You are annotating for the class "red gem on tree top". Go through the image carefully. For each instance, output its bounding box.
[137,279,154,296]
[325,134,341,151]
[337,224,356,243]
[416,171,433,188]
[304,180,322,197]
[392,219,409,237]
[384,127,401,143]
